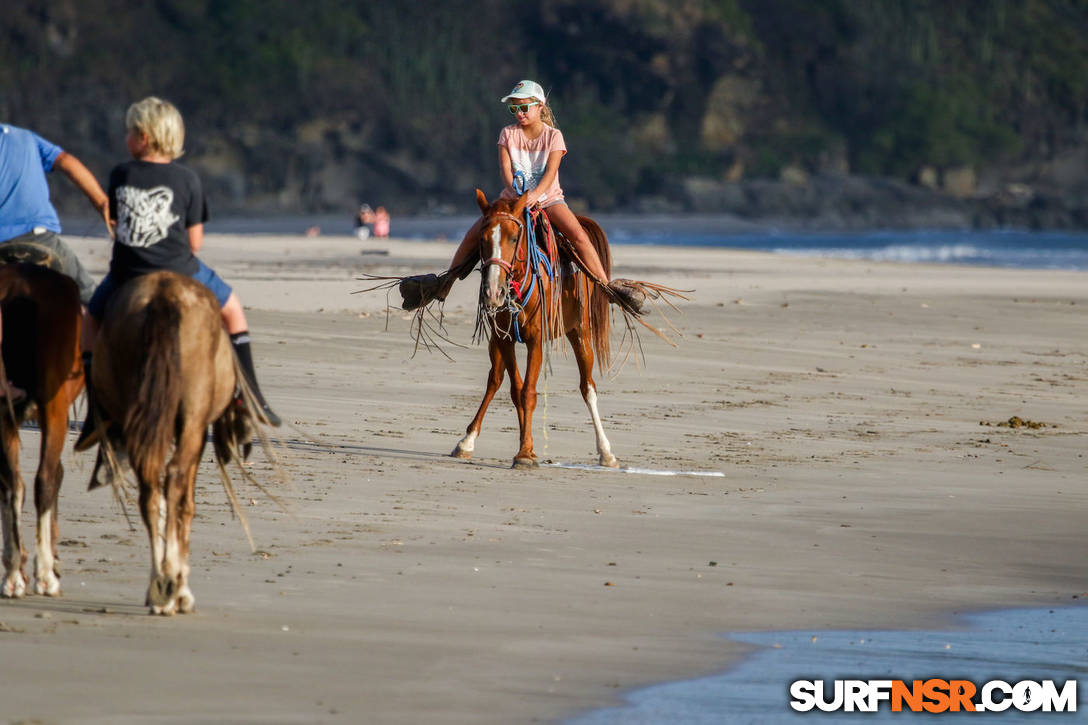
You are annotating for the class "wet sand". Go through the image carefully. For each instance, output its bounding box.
[1,233,1086,724]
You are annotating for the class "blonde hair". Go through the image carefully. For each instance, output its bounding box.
[126,96,185,159]
[540,103,559,129]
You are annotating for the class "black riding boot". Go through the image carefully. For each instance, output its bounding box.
[74,352,100,452]
[230,332,282,427]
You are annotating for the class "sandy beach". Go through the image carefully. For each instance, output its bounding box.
[2,232,1086,724]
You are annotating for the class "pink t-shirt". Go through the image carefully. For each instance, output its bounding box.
[498,124,567,206]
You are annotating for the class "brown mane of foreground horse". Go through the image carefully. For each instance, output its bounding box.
[451,189,619,469]
[92,270,253,615]
[0,262,83,598]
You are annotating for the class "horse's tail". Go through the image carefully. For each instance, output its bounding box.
[576,215,612,371]
[124,288,183,487]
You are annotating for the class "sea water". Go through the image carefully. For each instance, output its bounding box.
[570,605,1088,724]
[197,214,1088,272]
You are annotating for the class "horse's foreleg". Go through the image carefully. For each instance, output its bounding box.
[453,337,506,459]
[567,330,618,468]
[502,341,525,438]
[0,423,27,598]
[31,403,66,596]
[513,339,543,468]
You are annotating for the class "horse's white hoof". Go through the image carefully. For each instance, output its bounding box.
[599,454,620,468]
[450,445,473,460]
[177,586,195,614]
[150,602,178,616]
[1,571,27,598]
[147,574,178,613]
[34,571,61,597]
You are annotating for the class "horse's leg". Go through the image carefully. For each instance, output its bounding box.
[174,434,204,614]
[138,472,170,612]
[31,398,66,596]
[502,340,525,437]
[176,463,197,614]
[150,428,201,616]
[566,329,619,468]
[512,337,543,468]
[452,336,506,459]
[0,422,27,598]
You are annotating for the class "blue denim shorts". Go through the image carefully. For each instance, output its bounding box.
[87,259,233,320]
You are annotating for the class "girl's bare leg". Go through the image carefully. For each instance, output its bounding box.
[220,293,247,335]
[449,217,485,272]
[543,203,609,284]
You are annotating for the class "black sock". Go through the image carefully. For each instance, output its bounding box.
[230,331,266,404]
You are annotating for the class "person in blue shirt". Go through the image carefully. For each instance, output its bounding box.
[0,123,109,304]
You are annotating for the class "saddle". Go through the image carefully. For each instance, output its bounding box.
[0,241,63,272]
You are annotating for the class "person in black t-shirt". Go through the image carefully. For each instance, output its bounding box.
[76,97,280,451]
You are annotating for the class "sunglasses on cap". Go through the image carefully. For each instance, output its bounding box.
[508,101,540,115]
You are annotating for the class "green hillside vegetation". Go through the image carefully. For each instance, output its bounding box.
[3,0,1085,223]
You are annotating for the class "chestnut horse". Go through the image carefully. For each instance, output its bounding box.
[451,190,618,468]
[0,260,83,598]
[90,271,253,614]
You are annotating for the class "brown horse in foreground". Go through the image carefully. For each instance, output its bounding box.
[451,190,619,469]
[91,271,253,614]
[0,262,83,598]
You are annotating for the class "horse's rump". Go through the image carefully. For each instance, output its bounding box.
[98,272,235,486]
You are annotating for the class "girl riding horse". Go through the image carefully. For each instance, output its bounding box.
[399,80,645,315]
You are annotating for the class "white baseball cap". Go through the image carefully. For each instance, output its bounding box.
[500,80,546,105]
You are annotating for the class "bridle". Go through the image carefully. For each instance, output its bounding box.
[474,202,561,348]
[481,211,525,276]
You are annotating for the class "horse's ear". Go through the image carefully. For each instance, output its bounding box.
[511,190,533,218]
[475,189,490,215]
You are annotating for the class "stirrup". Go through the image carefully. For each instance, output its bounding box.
[608,279,647,316]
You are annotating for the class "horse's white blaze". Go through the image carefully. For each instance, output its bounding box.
[486,223,503,306]
[583,385,616,465]
[34,507,60,595]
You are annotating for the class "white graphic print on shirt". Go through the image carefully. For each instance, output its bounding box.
[115,185,179,248]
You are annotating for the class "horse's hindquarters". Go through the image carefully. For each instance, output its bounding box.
[94,271,236,613]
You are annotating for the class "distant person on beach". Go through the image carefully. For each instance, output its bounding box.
[373,206,390,238]
[76,96,281,450]
[398,79,643,314]
[0,122,109,305]
[354,204,375,240]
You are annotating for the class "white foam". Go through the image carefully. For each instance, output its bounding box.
[543,462,724,477]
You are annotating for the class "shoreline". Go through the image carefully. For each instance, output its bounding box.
[2,234,1085,723]
[59,210,1088,241]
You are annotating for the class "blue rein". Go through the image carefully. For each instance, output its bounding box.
[504,172,557,343]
